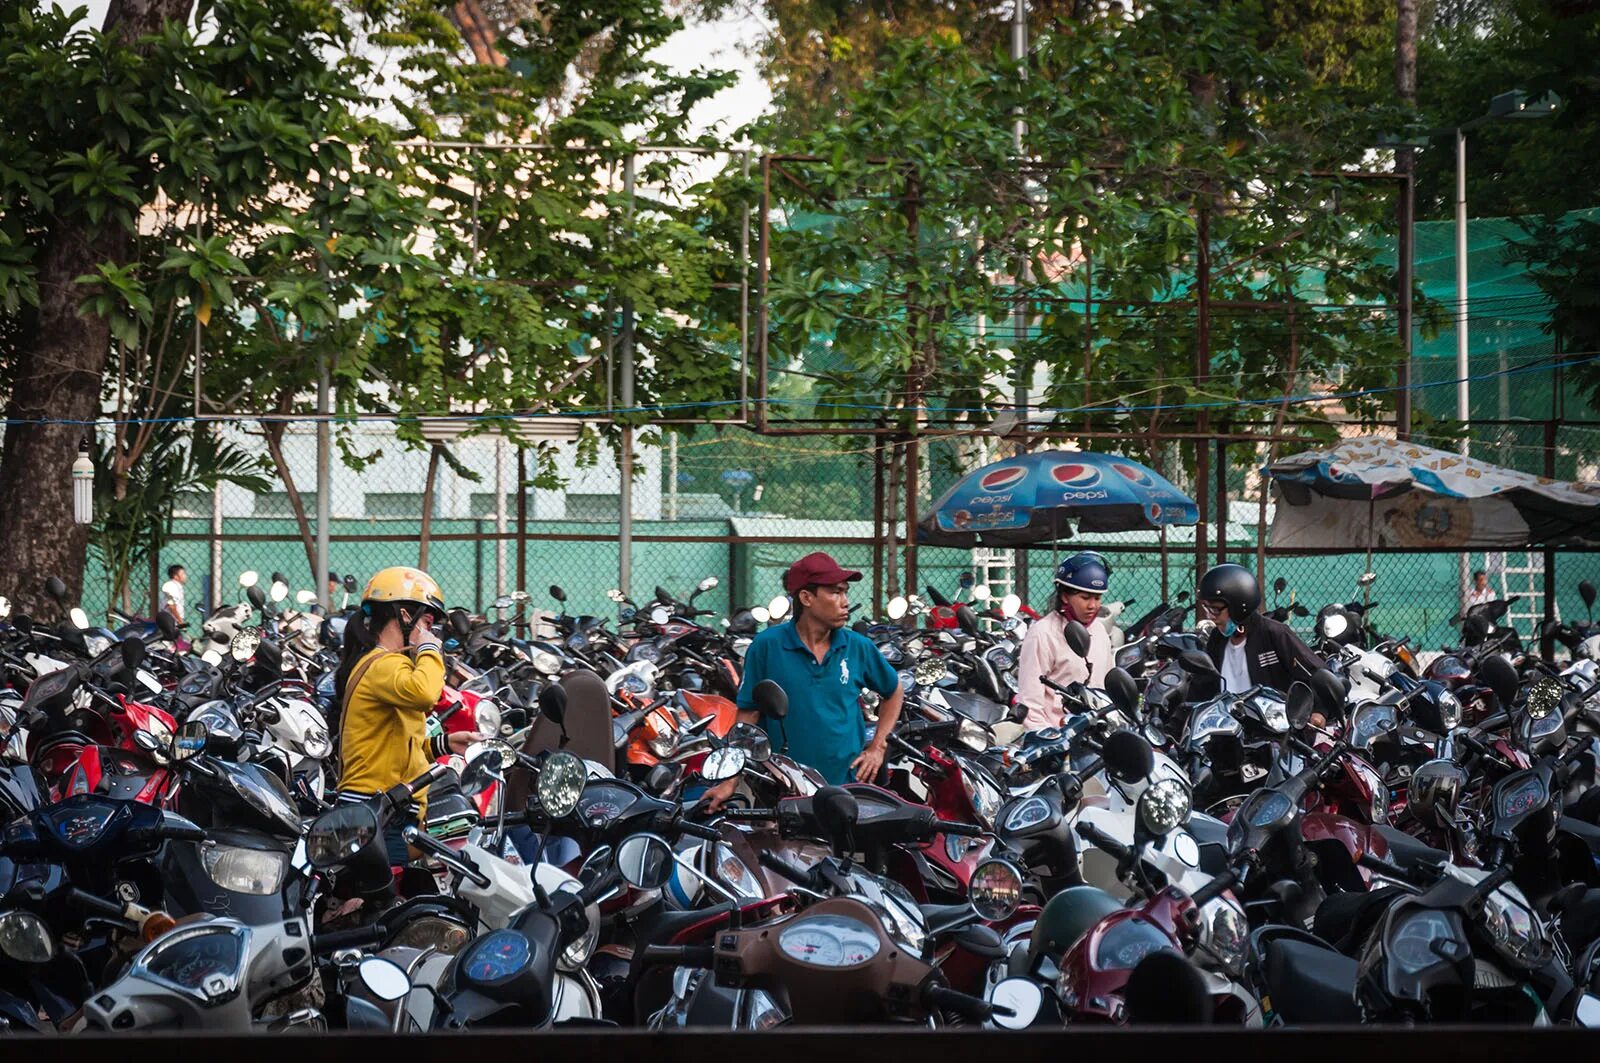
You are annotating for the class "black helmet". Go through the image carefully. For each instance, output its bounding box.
[1198,563,1260,622]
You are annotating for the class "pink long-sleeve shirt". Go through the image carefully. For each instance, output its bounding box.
[1015,610,1114,730]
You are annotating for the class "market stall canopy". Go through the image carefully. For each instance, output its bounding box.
[917,450,1198,548]
[1264,436,1600,550]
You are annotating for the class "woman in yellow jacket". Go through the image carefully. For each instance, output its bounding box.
[334,567,481,864]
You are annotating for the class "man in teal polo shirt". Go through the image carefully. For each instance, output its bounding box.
[703,552,904,810]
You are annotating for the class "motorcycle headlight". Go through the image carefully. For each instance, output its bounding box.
[474,699,503,736]
[536,751,585,819]
[531,651,561,676]
[1484,888,1550,969]
[1202,899,1247,969]
[1137,778,1191,837]
[1116,645,1142,671]
[1256,696,1290,734]
[299,728,331,760]
[1437,690,1462,730]
[959,762,1002,826]
[712,842,765,901]
[200,842,289,895]
[648,730,679,758]
[0,910,54,963]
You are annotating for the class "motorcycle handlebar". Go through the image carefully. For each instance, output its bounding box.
[313,924,385,955]
[640,944,716,969]
[937,820,984,838]
[401,826,491,888]
[922,983,998,1022]
[1074,821,1132,862]
[1188,868,1240,907]
[677,819,722,843]
[757,848,821,891]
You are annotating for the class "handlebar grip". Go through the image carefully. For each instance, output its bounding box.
[159,814,208,842]
[640,944,716,969]
[1073,821,1132,862]
[757,848,818,890]
[677,819,722,842]
[923,983,996,1022]
[578,870,620,907]
[1188,868,1240,907]
[1041,676,1073,696]
[1357,851,1411,882]
[313,924,385,955]
[69,888,130,920]
[936,820,984,838]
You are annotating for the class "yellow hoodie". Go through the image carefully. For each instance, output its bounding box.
[337,647,446,813]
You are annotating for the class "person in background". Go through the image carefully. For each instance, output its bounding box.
[1466,569,1497,609]
[1194,563,1324,697]
[703,551,903,810]
[1015,552,1115,730]
[327,571,343,609]
[159,564,187,627]
[334,567,482,863]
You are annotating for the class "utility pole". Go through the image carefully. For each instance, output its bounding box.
[619,152,636,601]
[1010,0,1031,601]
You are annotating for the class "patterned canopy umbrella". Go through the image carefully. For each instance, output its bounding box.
[917,450,1198,548]
[1264,436,1600,549]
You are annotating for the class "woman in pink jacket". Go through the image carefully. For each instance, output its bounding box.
[1015,552,1114,731]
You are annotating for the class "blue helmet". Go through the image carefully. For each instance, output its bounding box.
[1055,552,1111,594]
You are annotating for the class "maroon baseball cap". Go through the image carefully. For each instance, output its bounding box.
[783,551,863,594]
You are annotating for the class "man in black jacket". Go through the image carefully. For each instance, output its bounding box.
[1191,563,1324,697]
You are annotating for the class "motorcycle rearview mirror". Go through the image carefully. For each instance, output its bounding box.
[132,729,161,753]
[549,584,567,603]
[1273,576,1287,596]
[1000,593,1021,619]
[538,682,568,728]
[654,585,673,604]
[270,580,289,604]
[751,606,770,624]
[753,679,788,719]
[120,638,146,670]
[449,609,471,639]
[460,740,515,796]
[1105,667,1139,714]
[989,977,1045,1030]
[493,595,513,611]
[1101,729,1155,783]
[886,596,909,620]
[69,607,90,630]
[1582,580,1597,617]
[295,590,317,605]
[357,957,412,1003]
[1286,681,1315,729]
[605,588,625,604]
[343,574,358,594]
[1461,614,1492,644]
[971,584,992,602]
[955,604,979,636]
[697,576,719,593]
[1177,648,1218,677]
[1310,668,1347,716]
[644,763,678,795]
[44,576,68,604]
[173,719,207,761]
[1479,654,1522,709]
[1176,590,1191,605]
[238,570,259,589]
[156,611,178,640]
[256,638,282,672]
[1358,571,1377,587]
[616,833,676,890]
[246,585,267,610]
[1063,619,1092,657]
[700,746,747,783]
[767,595,790,621]
[812,786,859,851]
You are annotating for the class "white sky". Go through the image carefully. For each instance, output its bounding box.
[56,0,771,142]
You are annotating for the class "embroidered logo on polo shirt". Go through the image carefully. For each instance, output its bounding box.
[840,659,851,686]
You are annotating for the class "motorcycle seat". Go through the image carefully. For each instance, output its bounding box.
[1372,825,1447,870]
[1262,937,1362,1025]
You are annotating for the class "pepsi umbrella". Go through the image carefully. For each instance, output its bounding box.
[917,450,1199,547]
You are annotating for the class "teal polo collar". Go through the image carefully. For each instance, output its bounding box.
[776,619,844,661]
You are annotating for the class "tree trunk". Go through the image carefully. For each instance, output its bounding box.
[0,0,194,617]
[261,420,319,581]
[418,445,444,569]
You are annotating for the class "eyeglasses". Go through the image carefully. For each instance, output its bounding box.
[1197,600,1227,616]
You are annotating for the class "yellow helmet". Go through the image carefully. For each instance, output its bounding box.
[361,567,446,620]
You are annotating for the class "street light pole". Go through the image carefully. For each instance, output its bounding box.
[1455,125,1470,613]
